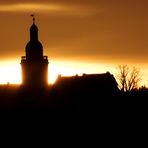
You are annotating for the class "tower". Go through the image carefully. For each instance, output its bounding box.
[21,15,49,87]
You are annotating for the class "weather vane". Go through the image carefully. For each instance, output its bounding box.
[30,14,35,23]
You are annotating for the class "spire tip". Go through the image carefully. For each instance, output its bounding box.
[30,14,35,24]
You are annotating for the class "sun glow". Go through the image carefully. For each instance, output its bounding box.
[0,60,115,85]
[0,61,21,84]
[0,60,148,87]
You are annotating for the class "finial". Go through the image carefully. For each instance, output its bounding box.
[30,14,35,24]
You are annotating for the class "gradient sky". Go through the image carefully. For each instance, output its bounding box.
[0,0,148,85]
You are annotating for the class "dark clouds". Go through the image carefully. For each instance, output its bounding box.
[0,0,148,63]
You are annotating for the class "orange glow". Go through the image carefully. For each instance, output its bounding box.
[0,3,65,12]
[0,60,21,84]
[0,3,96,17]
[0,60,148,87]
[48,60,116,84]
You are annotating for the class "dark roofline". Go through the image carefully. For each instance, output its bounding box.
[57,72,113,79]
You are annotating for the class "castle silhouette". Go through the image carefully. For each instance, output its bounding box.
[0,17,148,118]
[0,17,122,116]
[20,16,118,93]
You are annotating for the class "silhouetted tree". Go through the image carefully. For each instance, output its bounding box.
[116,65,141,92]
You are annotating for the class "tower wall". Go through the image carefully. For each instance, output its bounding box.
[21,58,48,87]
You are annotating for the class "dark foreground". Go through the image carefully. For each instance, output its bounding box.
[0,84,148,120]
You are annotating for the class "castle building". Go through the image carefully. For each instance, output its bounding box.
[21,16,49,86]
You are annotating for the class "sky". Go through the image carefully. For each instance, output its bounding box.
[0,0,148,86]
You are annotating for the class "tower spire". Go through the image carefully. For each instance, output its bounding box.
[30,14,38,41]
[31,14,35,24]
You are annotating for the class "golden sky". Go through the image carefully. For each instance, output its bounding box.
[0,0,148,85]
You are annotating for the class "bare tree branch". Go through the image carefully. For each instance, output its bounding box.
[116,65,141,92]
